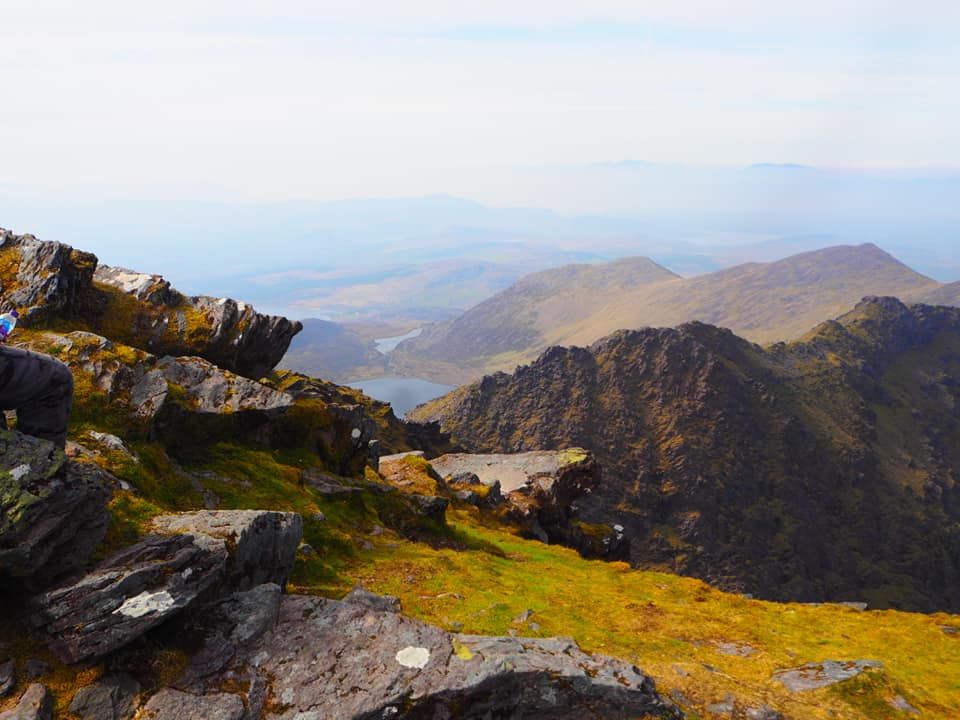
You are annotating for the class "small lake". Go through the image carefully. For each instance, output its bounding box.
[374,327,423,354]
[346,376,455,418]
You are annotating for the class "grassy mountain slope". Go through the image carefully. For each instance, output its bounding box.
[394,244,954,384]
[410,297,960,612]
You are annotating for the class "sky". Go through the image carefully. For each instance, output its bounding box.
[2,1,960,210]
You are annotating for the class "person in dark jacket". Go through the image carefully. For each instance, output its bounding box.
[0,343,74,449]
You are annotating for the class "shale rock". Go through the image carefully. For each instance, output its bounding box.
[0,229,96,323]
[141,689,244,720]
[151,510,302,591]
[175,584,281,688]
[0,683,52,720]
[0,430,111,590]
[94,264,302,379]
[0,660,13,698]
[232,591,681,719]
[30,532,228,663]
[68,674,141,720]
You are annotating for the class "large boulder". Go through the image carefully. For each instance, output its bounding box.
[29,532,229,663]
[0,229,96,323]
[0,430,111,591]
[93,264,301,379]
[219,589,681,720]
[30,510,302,663]
[151,511,302,591]
[431,449,624,558]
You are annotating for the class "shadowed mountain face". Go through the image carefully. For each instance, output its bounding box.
[411,297,960,612]
[393,244,958,384]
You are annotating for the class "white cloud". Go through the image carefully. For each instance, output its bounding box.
[1,1,958,203]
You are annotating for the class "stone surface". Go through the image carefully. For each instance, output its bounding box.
[151,510,302,591]
[20,662,48,682]
[0,430,111,590]
[888,695,921,715]
[30,532,228,663]
[229,591,680,720]
[744,706,784,720]
[0,229,96,323]
[69,674,141,720]
[176,583,282,688]
[0,660,13,699]
[0,683,52,720]
[141,689,244,720]
[94,264,302,380]
[773,660,884,691]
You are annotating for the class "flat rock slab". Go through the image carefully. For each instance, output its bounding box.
[237,589,680,720]
[431,450,589,493]
[773,660,884,691]
[31,533,228,663]
[0,683,52,720]
[141,689,244,720]
[151,510,302,590]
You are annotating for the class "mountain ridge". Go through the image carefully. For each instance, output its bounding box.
[410,296,960,612]
[392,243,958,384]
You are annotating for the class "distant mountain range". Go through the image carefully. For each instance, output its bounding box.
[391,244,960,384]
[410,296,960,612]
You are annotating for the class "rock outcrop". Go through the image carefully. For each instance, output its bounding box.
[412,298,960,611]
[206,589,681,720]
[0,683,52,720]
[0,430,111,591]
[430,449,625,558]
[0,229,97,323]
[93,264,301,379]
[30,510,302,663]
[0,229,301,379]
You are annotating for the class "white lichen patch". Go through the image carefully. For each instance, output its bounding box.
[113,590,176,618]
[395,646,430,669]
[351,428,362,439]
[9,464,31,482]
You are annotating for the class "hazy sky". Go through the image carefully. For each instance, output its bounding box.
[2,1,959,208]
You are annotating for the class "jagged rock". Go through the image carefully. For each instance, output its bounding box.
[92,265,180,306]
[0,683,52,720]
[175,584,281,688]
[153,356,293,415]
[30,532,228,663]
[141,689,244,720]
[0,659,13,698]
[773,659,884,691]
[431,450,613,557]
[0,430,111,590]
[230,591,681,720]
[151,511,302,591]
[69,674,141,720]
[0,229,96,323]
[94,263,302,380]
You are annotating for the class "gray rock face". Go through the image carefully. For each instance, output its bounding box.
[176,584,282,688]
[30,532,229,663]
[69,674,141,720]
[94,264,302,380]
[153,357,294,415]
[151,511,302,591]
[0,683,52,720]
[141,689,245,720]
[231,592,680,720]
[0,230,96,323]
[0,430,111,590]
[773,659,884,691]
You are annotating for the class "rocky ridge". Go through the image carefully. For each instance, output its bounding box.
[412,296,960,612]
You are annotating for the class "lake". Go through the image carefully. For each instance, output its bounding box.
[346,376,455,418]
[374,327,423,354]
